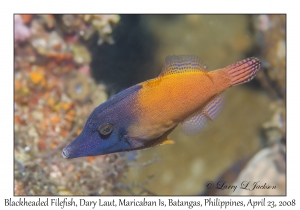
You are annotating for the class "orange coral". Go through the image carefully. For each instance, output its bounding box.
[15,78,22,91]
[87,156,95,162]
[20,14,33,24]
[29,69,46,87]
[47,97,56,107]
[61,131,69,137]
[38,140,46,150]
[76,128,82,135]
[48,52,73,63]
[50,141,58,149]
[51,115,60,124]
[14,116,21,124]
[62,102,72,111]
[67,165,74,172]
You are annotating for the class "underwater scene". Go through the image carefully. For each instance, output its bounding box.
[14,14,286,195]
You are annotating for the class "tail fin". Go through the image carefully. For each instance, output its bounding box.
[225,57,261,87]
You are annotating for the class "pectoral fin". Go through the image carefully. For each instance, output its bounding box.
[123,134,147,150]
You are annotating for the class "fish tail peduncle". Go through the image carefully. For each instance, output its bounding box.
[224,57,261,87]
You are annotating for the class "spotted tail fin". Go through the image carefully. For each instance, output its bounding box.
[225,57,261,87]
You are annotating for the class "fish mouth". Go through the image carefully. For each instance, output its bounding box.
[62,147,70,158]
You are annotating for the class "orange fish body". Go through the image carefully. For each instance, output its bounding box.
[128,56,260,143]
[62,55,260,158]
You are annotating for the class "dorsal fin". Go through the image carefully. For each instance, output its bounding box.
[161,55,207,76]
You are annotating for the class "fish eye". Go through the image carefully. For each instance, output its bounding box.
[98,123,113,136]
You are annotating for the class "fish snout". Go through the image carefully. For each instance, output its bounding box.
[62,147,70,158]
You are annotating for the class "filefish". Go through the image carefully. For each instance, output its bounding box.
[62,55,261,158]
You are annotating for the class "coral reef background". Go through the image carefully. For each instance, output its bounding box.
[14,14,286,195]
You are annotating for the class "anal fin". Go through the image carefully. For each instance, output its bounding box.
[202,93,225,121]
[181,93,225,135]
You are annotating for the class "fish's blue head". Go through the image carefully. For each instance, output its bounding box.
[62,85,142,158]
[62,123,130,159]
